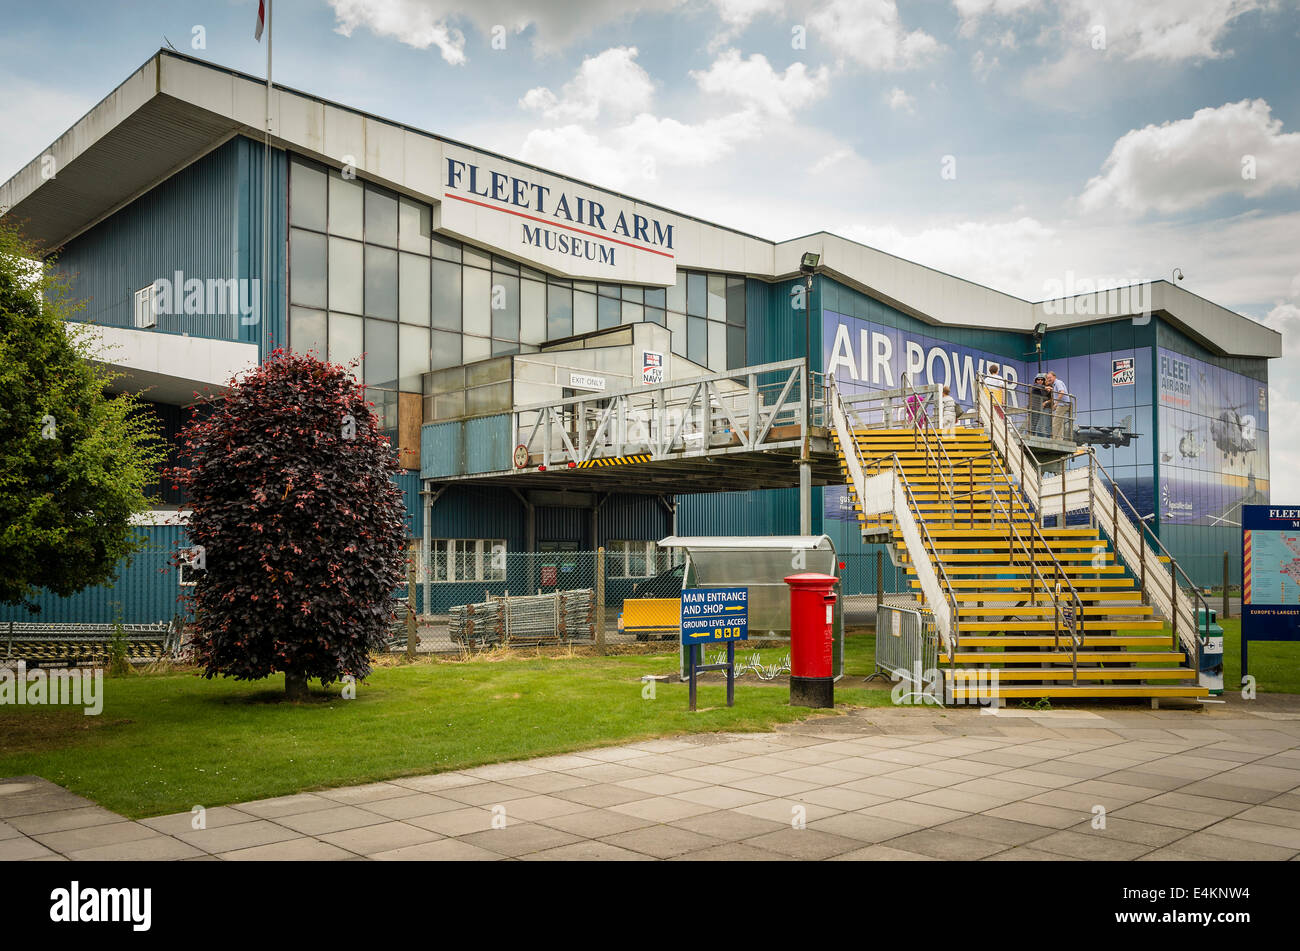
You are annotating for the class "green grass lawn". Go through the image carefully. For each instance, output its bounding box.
[0,640,890,819]
[1221,617,1300,695]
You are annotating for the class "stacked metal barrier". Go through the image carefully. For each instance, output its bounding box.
[448,589,596,649]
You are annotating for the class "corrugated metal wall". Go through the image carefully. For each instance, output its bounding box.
[420,415,511,478]
[235,137,288,356]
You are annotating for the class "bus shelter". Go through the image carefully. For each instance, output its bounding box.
[658,535,844,683]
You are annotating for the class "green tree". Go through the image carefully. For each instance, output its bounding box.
[0,221,166,610]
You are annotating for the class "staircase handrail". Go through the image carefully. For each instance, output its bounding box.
[827,375,958,660]
[976,382,1043,506]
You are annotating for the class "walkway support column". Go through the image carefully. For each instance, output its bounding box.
[800,460,812,536]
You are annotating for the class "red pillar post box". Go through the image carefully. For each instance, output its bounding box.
[785,572,837,708]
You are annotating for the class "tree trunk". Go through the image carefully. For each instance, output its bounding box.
[285,670,309,701]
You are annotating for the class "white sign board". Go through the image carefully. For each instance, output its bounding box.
[569,373,606,391]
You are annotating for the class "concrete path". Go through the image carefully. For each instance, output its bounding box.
[5,700,1300,861]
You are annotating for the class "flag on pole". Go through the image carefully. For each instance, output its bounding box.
[255,0,265,41]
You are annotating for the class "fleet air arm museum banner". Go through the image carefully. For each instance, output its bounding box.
[436,144,680,286]
[1241,505,1300,646]
[1156,348,1269,527]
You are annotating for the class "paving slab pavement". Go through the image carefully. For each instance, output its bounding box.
[5,700,1300,861]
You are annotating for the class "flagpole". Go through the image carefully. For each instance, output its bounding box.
[262,0,272,357]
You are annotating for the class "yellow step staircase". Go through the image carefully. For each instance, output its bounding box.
[836,426,1207,704]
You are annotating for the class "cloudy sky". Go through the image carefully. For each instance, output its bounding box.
[3,0,1298,492]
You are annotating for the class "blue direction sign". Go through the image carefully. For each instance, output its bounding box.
[680,587,749,644]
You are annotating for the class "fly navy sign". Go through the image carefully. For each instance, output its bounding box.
[438,145,679,285]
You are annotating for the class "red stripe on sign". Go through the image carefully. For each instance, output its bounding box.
[442,192,676,260]
[1244,530,1252,605]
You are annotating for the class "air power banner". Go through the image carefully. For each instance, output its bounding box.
[680,587,749,644]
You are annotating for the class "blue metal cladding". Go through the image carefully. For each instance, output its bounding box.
[234,137,289,357]
[0,526,191,625]
[393,471,423,538]
[598,494,670,544]
[422,420,464,478]
[428,486,526,550]
[537,506,584,543]
[54,139,242,341]
[420,415,511,478]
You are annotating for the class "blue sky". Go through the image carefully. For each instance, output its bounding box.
[2,0,1298,491]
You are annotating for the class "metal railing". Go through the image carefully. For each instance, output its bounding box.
[512,359,819,467]
[875,604,940,699]
[827,375,958,662]
[976,385,1208,678]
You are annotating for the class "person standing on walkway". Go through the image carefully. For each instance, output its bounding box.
[982,362,1005,419]
[940,384,957,432]
[1045,370,1069,439]
[1030,371,1049,436]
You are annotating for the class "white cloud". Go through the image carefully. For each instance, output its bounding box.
[520,47,654,121]
[810,147,854,174]
[971,50,999,80]
[885,87,915,112]
[691,50,831,120]
[1078,100,1300,216]
[712,0,784,28]
[326,0,683,62]
[808,0,942,70]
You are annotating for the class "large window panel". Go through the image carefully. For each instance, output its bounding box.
[432,259,462,332]
[574,290,597,335]
[463,245,491,269]
[707,274,726,321]
[462,266,491,333]
[521,278,547,345]
[398,197,431,254]
[364,245,398,319]
[645,307,665,327]
[328,174,363,240]
[726,276,746,326]
[727,324,746,369]
[365,186,398,247]
[289,160,327,232]
[328,237,363,314]
[462,334,491,363]
[667,271,687,313]
[364,318,398,388]
[289,229,327,308]
[687,315,707,365]
[432,234,462,263]
[491,273,520,341]
[399,253,431,325]
[431,329,461,370]
[669,312,687,357]
[289,306,326,357]
[708,319,726,371]
[399,324,430,391]
[686,272,707,317]
[621,300,644,325]
[328,312,363,371]
[598,294,621,330]
[547,285,574,339]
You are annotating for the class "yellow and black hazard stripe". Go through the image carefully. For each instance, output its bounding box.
[576,454,651,468]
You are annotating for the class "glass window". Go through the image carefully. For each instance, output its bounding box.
[398,198,430,254]
[598,295,621,330]
[707,274,726,321]
[667,272,687,313]
[726,276,746,327]
[645,287,666,309]
[432,234,462,262]
[574,291,597,335]
[289,229,327,308]
[687,315,707,365]
[598,284,621,299]
[328,237,363,314]
[289,160,326,232]
[708,320,726,371]
[463,245,491,269]
[492,255,519,276]
[399,324,429,391]
[547,285,574,339]
[364,318,398,387]
[645,307,665,327]
[328,312,363,371]
[365,186,398,247]
[364,246,398,319]
[491,273,520,341]
[669,312,687,357]
[621,285,644,303]
[431,329,461,370]
[727,324,746,369]
[328,174,363,240]
[432,259,462,332]
[399,253,430,325]
[462,333,491,363]
[521,278,547,345]
[289,306,326,356]
[492,339,519,356]
[686,272,707,317]
[463,267,491,333]
[621,300,644,325]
